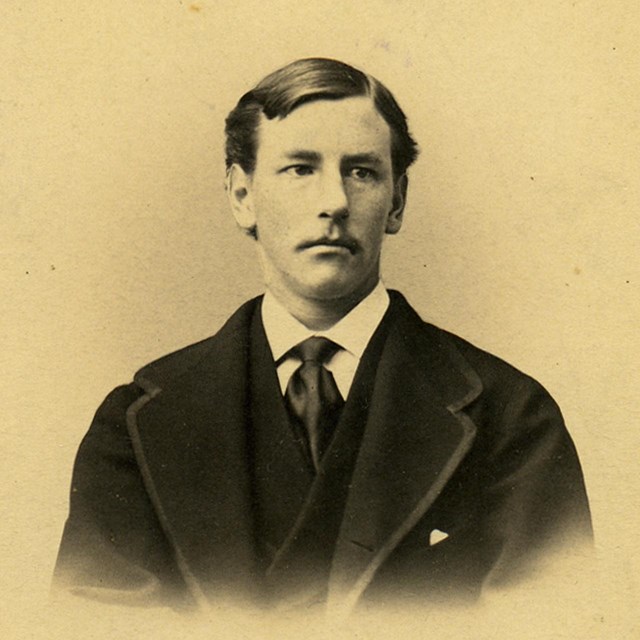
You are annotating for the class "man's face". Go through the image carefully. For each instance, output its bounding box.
[228,96,406,305]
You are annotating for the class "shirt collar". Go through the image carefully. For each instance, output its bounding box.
[262,281,390,362]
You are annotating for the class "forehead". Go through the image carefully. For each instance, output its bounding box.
[255,96,392,162]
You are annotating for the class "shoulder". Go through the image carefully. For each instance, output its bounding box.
[441,324,552,403]
[133,296,261,390]
[85,296,261,428]
[441,326,568,455]
[389,290,563,428]
[404,303,581,488]
[391,290,550,391]
[391,293,592,523]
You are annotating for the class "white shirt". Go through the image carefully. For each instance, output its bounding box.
[261,281,390,399]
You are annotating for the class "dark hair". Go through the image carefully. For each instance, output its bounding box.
[224,58,419,179]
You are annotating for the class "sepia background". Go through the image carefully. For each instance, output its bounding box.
[2,1,638,637]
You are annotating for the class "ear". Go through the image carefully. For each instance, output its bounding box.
[226,164,257,236]
[385,174,407,235]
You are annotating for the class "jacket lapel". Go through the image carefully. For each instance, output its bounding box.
[125,299,262,607]
[327,293,483,616]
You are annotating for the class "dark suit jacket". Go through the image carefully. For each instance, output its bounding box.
[54,292,592,615]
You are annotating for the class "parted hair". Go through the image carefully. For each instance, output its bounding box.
[224,58,419,179]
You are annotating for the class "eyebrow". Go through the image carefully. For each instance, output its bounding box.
[282,150,322,163]
[281,150,385,165]
[342,152,384,166]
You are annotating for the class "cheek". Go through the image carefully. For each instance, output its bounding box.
[253,194,292,236]
[350,191,394,234]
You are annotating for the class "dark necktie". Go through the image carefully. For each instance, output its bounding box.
[285,337,344,471]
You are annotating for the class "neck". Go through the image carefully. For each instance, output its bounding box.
[267,280,379,331]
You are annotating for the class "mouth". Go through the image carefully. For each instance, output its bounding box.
[297,238,359,255]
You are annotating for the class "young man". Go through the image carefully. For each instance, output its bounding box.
[54,58,592,615]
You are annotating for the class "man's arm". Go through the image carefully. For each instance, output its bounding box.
[472,372,593,591]
[53,384,191,608]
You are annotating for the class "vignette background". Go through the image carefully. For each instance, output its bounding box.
[2,1,638,637]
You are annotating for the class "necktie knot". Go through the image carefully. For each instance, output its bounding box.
[292,336,342,366]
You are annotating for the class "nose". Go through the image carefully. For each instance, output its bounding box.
[317,169,348,220]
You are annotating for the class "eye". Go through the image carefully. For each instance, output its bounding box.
[348,167,377,181]
[283,164,314,177]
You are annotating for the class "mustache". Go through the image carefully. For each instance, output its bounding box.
[297,237,360,254]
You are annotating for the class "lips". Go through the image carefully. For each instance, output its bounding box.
[297,237,359,254]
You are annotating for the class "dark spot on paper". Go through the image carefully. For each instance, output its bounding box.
[574,266,581,275]
[350,539,374,552]
[530,176,534,181]
[189,3,201,11]
[51,264,56,271]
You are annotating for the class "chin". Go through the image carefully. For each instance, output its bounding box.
[296,276,366,303]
